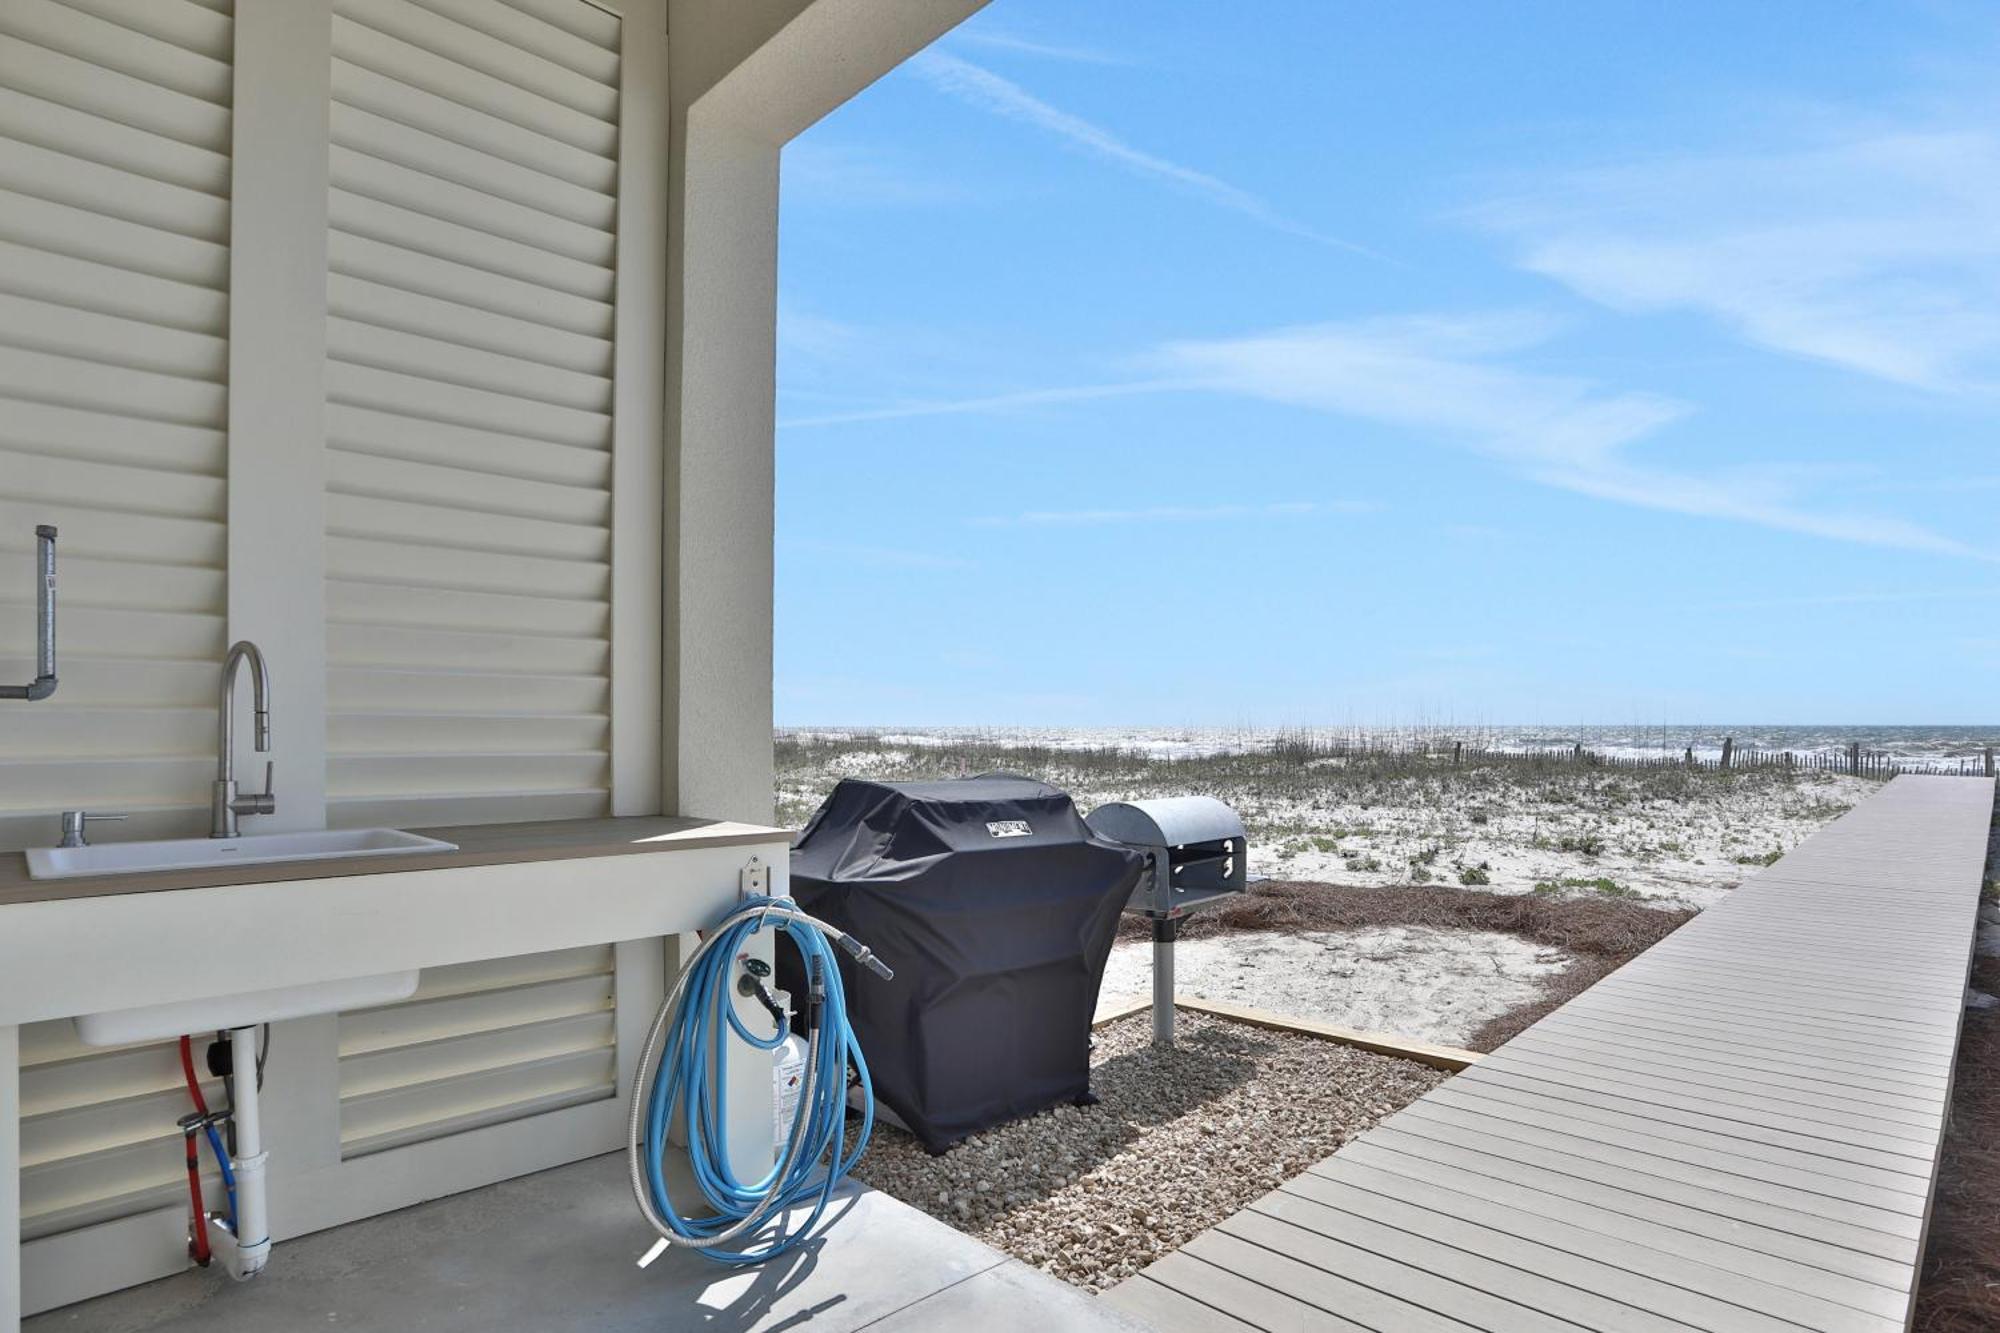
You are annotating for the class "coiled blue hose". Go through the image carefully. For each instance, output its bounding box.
[629,896,888,1266]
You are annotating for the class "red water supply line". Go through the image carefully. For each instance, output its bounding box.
[178,1036,212,1267]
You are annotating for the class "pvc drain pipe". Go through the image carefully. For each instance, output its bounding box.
[178,1029,270,1280]
[210,1026,272,1280]
[628,894,890,1267]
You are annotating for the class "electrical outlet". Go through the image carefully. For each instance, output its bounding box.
[739,856,770,899]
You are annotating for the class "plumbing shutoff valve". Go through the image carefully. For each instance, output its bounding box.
[737,955,787,1028]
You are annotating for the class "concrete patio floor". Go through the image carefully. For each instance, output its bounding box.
[24,1153,1150,1333]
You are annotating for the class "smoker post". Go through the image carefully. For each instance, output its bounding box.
[1151,916,1177,1046]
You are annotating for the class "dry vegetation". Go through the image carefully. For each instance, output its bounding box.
[777,731,1869,909]
[778,731,1864,1050]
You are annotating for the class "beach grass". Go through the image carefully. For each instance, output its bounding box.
[776,730,1874,908]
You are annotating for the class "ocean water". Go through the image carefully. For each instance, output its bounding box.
[780,724,2000,766]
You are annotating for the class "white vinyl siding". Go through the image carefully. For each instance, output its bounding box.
[0,0,236,1245]
[16,1022,228,1243]
[8,0,669,1304]
[0,0,234,851]
[337,945,617,1158]
[323,0,625,1151]
[323,0,621,830]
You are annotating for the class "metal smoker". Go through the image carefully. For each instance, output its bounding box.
[1086,795,1247,1046]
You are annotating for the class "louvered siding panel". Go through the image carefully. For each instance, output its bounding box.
[327,0,624,1152]
[18,1020,235,1241]
[0,0,233,851]
[324,0,618,830]
[1,0,236,1244]
[337,946,617,1158]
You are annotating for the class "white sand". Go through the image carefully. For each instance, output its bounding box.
[1097,927,1571,1048]
[778,736,1875,912]
[1235,774,1875,910]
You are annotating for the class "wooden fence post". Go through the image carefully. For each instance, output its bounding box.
[1719,737,1735,770]
[1986,746,1995,778]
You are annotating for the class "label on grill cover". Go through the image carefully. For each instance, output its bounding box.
[985,820,1032,838]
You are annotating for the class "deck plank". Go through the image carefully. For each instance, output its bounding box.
[1101,1271,1265,1333]
[1335,1137,1912,1320]
[1209,1209,1576,1333]
[1428,1072,1937,1184]
[1304,1156,1900,1333]
[1113,774,1992,1330]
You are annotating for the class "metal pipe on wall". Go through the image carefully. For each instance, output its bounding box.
[0,525,56,701]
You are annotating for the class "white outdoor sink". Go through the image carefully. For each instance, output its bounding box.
[25,827,457,880]
[74,970,421,1046]
[32,828,448,1044]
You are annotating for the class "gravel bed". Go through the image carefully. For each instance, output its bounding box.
[852,1010,1450,1290]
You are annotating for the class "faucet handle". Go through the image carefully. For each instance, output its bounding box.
[238,761,276,816]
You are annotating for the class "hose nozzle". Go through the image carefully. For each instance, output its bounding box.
[836,933,894,982]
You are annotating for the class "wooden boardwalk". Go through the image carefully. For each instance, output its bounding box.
[1105,775,1996,1333]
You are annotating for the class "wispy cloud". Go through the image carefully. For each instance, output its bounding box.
[905,51,1375,258]
[973,500,1377,527]
[1150,313,1995,560]
[783,307,1990,561]
[782,142,972,209]
[1698,586,2000,612]
[783,539,970,571]
[1471,129,2000,393]
[1151,312,1686,474]
[779,379,1182,429]
[777,307,870,364]
[955,31,1134,66]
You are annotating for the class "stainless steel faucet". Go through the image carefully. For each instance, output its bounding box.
[212,640,275,838]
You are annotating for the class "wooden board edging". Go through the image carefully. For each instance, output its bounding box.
[1092,992,1481,1071]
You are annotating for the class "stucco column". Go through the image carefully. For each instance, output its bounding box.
[666,121,783,827]
[662,0,989,827]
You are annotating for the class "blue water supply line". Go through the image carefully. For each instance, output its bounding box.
[628,895,892,1266]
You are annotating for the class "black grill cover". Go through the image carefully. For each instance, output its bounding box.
[784,774,1145,1153]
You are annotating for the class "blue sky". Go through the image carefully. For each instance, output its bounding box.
[774,1,2000,727]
